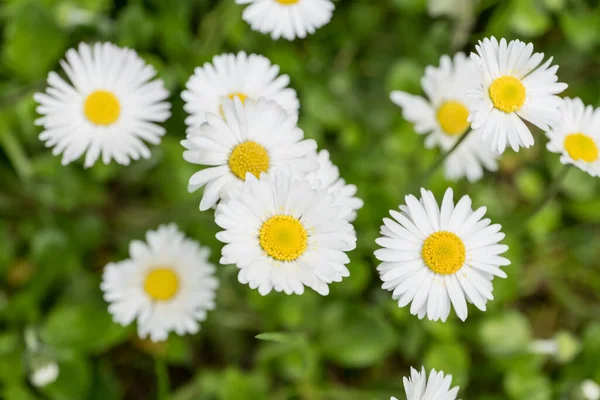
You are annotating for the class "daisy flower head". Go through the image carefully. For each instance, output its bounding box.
[182,97,317,211]
[101,224,219,342]
[235,0,334,41]
[545,97,600,177]
[391,52,477,151]
[374,188,510,322]
[304,150,364,221]
[401,366,460,400]
[468,36,568,153]
[181,52,299,132]
[215,168,357,296]
[390,52,499,182]
[34,42,171,167]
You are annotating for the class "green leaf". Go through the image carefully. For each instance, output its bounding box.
[479,311,532,356]
[424,342,470,388]
[318,303,397,368]
[255,332,301,344]
[40,302,130,354]
[42,356,92,400]
[2,1,68,80]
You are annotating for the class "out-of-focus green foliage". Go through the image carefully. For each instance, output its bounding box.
[1,0,600,399]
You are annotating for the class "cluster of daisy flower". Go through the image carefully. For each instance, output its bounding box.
[392,36,600,180]
[31,16,596,396]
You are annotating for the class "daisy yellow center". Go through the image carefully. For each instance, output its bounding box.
[422,231,466,275]
[489,76,526,113]
[436,101,470,136]
[228,141,270,180]
[259,215,308,261]
[144,268,179,301]
[276,0,300,4]
[564,133,599,162]
[84,90,120,125]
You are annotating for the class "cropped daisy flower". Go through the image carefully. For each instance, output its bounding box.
[305,150,364,221]
[391,367,460,400]
[545,97,600,177]
[390,52,499,182]
[182,98,317,211]
[215,168,357,296]
[101,224,218,342]
[235,0,334,41]
[182,52,299,132]
[34,42,171,167]
[468,36,568,153]
[375,188,509,322]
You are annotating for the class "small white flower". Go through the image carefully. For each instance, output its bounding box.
[30,362,59,388]
[582,380,600,400]
[34,42,171,167]
[305,150,364,221]
[215,168,357,296]
[101,224,218,342]
[181,52,299,133]
[375,188,510,321]
[468,36,568,153]
[235,0,334,41]
[182,98,317,211]
[401,366,460,400]
[545,97,600,177]
[390,52,499,182]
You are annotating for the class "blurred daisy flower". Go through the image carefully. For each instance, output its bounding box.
[391,366,460,400]
[375,188,509,322]
[101,224,218,342]
[235,0,334,41]
[545,97,600,177]
[305,150,364,221]
[182,52,299,133]
[182,98,317,211]
[215,168,357,296]
[390,52,499,182]
[468,36,568,153]
[34,42,171,167]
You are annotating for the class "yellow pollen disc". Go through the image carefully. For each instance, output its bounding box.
[228,141,270,180]
[259,215,308,261]
[84,90,121,125]
[144,268,179,301]
[488,76,526,113]
[436,101,470,136]
[276,0,300,4]
[564,133,599,162]
[422,231,466,275]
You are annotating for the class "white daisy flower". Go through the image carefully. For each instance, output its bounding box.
[305,150,364,221]
[235,0,334,41]
[30,361,59,388]
[181,52,299,133]
[374,188,510,322]
[468,36,568,153]
[34,42,171,167]
[101,224,218,342]
[545,97,600,177]
[215,168,357,296]
[182,98,317,211]
[397,366,460,400]
[390,52,499,182]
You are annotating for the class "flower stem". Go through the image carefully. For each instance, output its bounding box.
[412,129,472,191]
[155,357,170,400]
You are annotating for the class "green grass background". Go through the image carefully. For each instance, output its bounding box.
[1,0,600,399]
